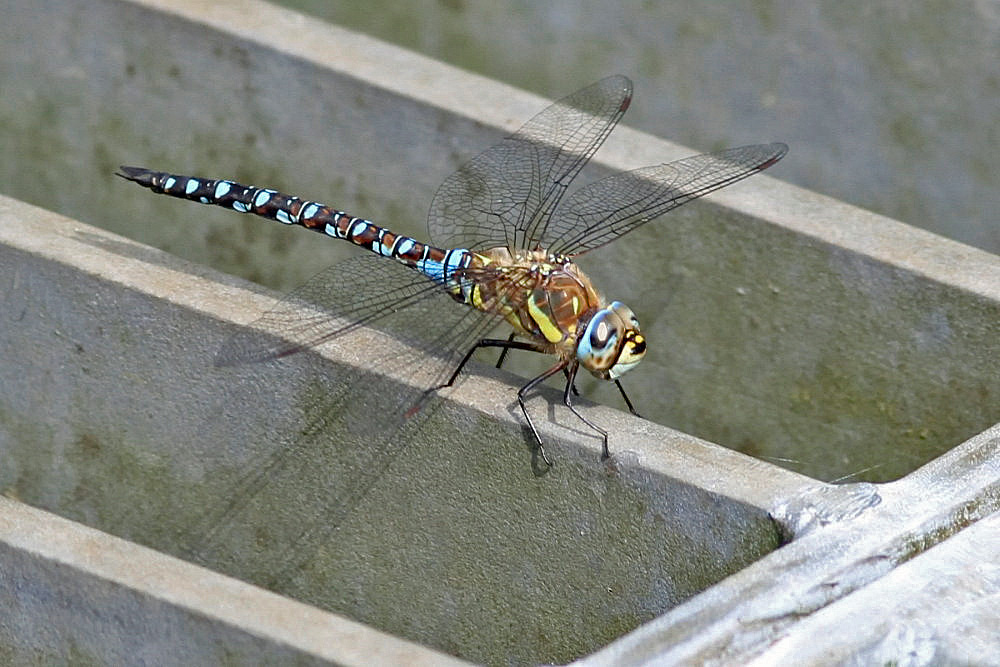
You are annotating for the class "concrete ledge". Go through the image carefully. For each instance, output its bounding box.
[2,0,998,485]
[0,496,466,666]
[0,196,802,663]
[2,0,1000,664]
[3,172,999,665]
[582,422,1000,665]
[745,508,1000,665]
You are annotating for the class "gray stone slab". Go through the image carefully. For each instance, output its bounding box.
[746,509,1000,666]
[0,496,467,666]
[1,1,999,664]
[276,0,1000,257]
[0,196,801,664]
[1,0,997,485]
[581,422,1000,665]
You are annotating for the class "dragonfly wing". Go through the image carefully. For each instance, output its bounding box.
[216,255,457,366]
[181,351,444,587]
[186,255,518,583]
[546,143,788,256]
[215,253,515,391]
[428,75,633,253]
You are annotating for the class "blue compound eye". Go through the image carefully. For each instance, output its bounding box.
[577,307,628,377]
[589,314,617,352]
[609,301,639,329]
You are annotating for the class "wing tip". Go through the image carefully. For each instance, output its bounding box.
[758,143,789,171]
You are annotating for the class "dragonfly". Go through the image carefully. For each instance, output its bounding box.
[118,75,786,465]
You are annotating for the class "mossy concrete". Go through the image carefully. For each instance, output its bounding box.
[0,198,793,664]
[1,1,999,664]
[0,496,466,666]
[274,0,1000,258]
[2,0,998,486]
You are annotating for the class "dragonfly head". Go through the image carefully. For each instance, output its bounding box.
[577,301,646,380]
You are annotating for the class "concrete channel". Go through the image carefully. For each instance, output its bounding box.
[1,1,998,664]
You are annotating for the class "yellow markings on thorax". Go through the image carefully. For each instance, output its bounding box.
[527,292,565,343]
[469,284,485,309]
[463,247,599,346]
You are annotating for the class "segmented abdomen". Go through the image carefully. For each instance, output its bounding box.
[117,166,473,292]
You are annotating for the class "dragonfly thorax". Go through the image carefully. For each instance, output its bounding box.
[472,247,599,347]
[577,301,646,380]
[470,247,646,381]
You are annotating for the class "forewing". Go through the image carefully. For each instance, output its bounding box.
[547,143,788,256]
[185,256,522,583]
[427,75,633,253]
[216,255,455,367]
[215,254,517,390]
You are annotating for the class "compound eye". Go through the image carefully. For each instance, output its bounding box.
[589,316,615,351]
[610,301,640,331]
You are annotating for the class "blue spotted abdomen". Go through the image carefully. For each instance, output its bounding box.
[117,167,474,293]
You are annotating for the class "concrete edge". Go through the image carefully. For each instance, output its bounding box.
[131,0,1000,303]
[744,508,1000,665]
[4,4,998,654]
[0,495,468,666]
[580,421,1000,665]
[0,191,807,665]
[0,193,815,514]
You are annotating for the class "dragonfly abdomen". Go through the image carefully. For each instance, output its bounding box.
[116,167,475,293]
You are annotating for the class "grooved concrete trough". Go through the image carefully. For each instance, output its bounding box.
[1,1,999,664]
[1,196,798,664]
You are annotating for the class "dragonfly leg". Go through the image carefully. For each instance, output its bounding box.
[614,379,641,418]
[562,367,581,397]
[443,338,548,389]
[516,361,570,467]
[495,332,517,369]
[495,335,579,397]
[563,364,610,460]
[437,338,558,463]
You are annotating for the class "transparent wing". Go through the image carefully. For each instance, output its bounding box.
[547,143,788,256]
[179,353,446,587]
[427,75,633,253]
[184,255,524,582]
[216,255,490,378]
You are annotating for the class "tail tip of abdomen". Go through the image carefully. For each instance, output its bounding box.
[116,165,155,185]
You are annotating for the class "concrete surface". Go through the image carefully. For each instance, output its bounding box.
[0,0,999,664]
[0,496,465,666]
[6,198,995,665]
[581,422,1000,666]
[745,508,1000,666]
[2,0,998,484]
[280,0,1000,257]
[0,196,799,664]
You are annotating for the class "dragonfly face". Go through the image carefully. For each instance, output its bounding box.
[577,301,646,380]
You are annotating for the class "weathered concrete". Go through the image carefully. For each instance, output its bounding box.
[0,496,466,666]
[746,508,1000,666]
[1,0,999,664]
[270,0,1000,257]
[581,423,1000,666]
[2,0,997,484]
[0,196,799,664]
